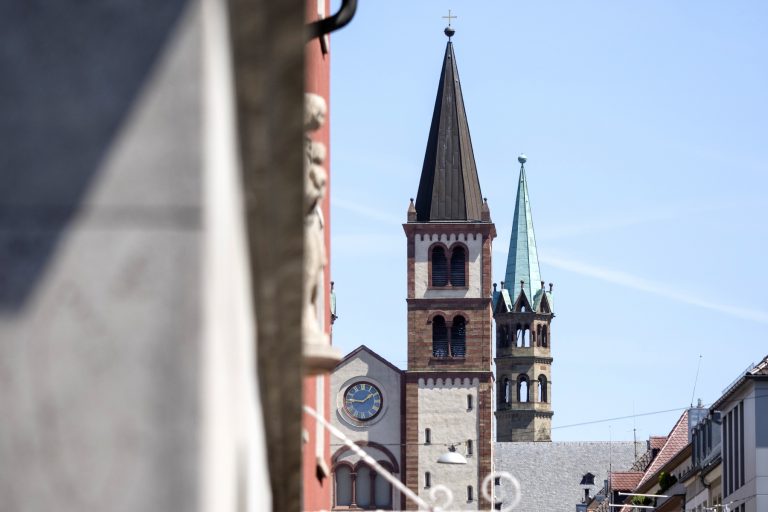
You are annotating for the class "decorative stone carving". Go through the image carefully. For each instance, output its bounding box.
[303,93,341,374]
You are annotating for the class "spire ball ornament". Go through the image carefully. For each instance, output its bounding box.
[444,26,455,38]
[518,154,527,164]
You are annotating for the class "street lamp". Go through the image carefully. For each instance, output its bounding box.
[437,444,467,464]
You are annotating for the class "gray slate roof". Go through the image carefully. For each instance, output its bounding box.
[494,441,642,512]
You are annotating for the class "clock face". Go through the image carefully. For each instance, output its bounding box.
[343,382,383,421]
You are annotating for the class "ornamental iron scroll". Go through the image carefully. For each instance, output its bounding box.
[304,405,522,511]
[303,94,341,374]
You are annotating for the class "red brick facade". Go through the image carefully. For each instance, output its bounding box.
[402,221,495,510]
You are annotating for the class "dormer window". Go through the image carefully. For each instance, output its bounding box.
[430,244,467,288]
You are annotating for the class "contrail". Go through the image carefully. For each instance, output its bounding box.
[541,254,768,324]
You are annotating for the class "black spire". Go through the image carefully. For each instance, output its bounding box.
[415,35,483,222]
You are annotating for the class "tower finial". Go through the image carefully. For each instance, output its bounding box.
[443,9,456,39]
[518,154,527,165]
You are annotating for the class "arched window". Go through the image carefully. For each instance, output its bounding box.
[541,326,548,347]
[374,466,393,509]
[515,324,523,347]
[538,375,547,403]
[432,316,448,357]
[523,325,530,347]
[518,376,529,403]
[536,325,541,347]
[450,246,466,286]
[334,465,352,506]
[498,324,510,348]
[356,464,372,508]
[431,246,448,287]
[450,316,466,357]
[504,378,511,403]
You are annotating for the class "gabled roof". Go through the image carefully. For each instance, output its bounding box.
[493,287,514,313]
[650,436,668,451]
[415,39,484,222]
[335,344,403,375]
[533,287,553,313]
[503,162,543,305]
[609,471,643,491]
[636,410,689,488]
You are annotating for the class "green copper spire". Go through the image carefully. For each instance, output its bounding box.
[504,155,542,304]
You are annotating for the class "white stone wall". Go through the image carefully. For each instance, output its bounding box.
[417,377,481,511]
[330,349,403,478]
[414,233,483,299]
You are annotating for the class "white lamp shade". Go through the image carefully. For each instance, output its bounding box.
[437,450,468,464]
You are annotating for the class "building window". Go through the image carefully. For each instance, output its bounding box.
[334,465,352,506]
[431,246,449,286]
[541,326,548,347]
[515,324,523,347]
[504,378,511,404]
[523,324,530,347]
[425,428,431,445]
[425,472,431,488]
[739,400,744,489]
[467,485,474,502]
[518,375,529,403]
[467,439,473,456]
[450,246,466,286]
[374,464,393,509]
[498,324,510,348]
[433,315,468,359]
[356,464,372,508]
[538,375,547,403]
[432,316,448,357]
[467,394,473,410]
[451,315,466,357]
[430,244,468,288]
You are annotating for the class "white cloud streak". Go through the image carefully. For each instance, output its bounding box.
[541,254,768,324]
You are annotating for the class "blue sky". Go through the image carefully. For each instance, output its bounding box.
[328,1,768,441]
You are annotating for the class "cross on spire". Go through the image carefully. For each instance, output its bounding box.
[442,9,457,27]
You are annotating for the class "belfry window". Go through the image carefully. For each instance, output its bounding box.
[450,316,466,357]
[432,315,467,359]
[541,326,548,347]
[430,244,467,287]
[431,246,448,286]
[432,316,448,357]
[450,246,466,286]
[518,375,529,403]
[538,375,547,403]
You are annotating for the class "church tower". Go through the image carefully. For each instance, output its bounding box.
[403,26,496,510]
[494,155,554,442]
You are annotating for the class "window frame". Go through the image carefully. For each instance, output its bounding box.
[428,242,469,289]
